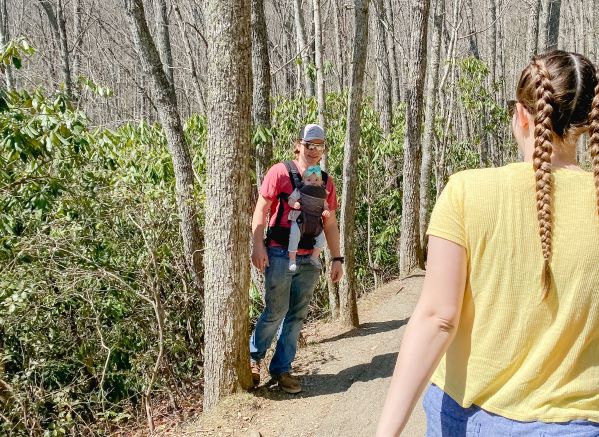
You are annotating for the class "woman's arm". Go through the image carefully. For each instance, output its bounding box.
[376,236,467,437]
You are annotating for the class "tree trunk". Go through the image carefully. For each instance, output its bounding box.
[39,0,74,100]
[526,0,541,57]
[293,0,314,97]
[487,0,499,165]
[313,0,325,129]
[373,0,391,137]
[0,0,14,90]
[312,0,338,315]
[203,0,253,410]
[465,0,479,59]
[419,0,443,251]
[72,0,82,79]
[399,0,430,276]
[339,0,369,328]
[539,0,561,52]
[124,0,204,294]
[251,0,272,187]
[154,0,174,86]
[384,0,399,111]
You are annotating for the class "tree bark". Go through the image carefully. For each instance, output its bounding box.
[399,0,430,276]
[373,0,391,136]
[419,0,443,251]
[0,0,14,90]
[124,0,204,294]
[154,0,174,86]
[251,0,273,187]
[203,0,253,410]
[293,0,314,97]
[339,0,369,328]
[539,0,561,52]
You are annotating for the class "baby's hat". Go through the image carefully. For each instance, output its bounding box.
[304,165,322,178]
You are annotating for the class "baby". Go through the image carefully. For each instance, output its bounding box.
[287,165,330,271]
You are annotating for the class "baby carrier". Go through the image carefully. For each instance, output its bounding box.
[265,160,328,250]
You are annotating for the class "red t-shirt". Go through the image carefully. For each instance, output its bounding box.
[261,160,338,254]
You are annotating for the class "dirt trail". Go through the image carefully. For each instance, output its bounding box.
[178,273,426,437]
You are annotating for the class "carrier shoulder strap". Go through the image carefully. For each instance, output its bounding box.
[283,160,303,190]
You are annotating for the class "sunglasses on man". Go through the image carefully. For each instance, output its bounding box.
[302,141,327,151]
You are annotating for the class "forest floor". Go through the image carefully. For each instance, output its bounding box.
[161,272,426,437]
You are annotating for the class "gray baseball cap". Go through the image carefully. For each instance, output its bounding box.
[300,124,325,142]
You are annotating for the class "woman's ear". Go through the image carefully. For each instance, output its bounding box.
[516,102,531,130]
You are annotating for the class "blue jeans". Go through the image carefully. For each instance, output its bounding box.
[249,247,321,375]
[423,384,599,437]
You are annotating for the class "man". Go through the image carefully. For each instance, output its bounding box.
[250,124,344,394]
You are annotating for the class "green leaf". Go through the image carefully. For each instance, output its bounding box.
[12,56,21,69]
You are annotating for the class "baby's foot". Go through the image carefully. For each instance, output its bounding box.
[289,262,297,272]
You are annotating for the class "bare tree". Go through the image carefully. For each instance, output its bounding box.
[203,0,253,410]
[38,0,73,100]
[339,0,369,328]
[293,0,314,97]
[174,5,206,113]
[0,0,14,90]
[124,0,203,291]
[398,0,430,276]
[526,0,541,56]
[373,0,391,136]
[384,0,399,110]
[332,0,345,92]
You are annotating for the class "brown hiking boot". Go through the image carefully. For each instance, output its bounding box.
[250,359,261,387]
[273,372,302,394]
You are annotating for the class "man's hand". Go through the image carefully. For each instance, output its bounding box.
[252,243,269,272]
[330,261,344,283]
[322,210,331,218]
[292,201,301,209]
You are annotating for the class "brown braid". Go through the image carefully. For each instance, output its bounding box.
[532,60,554,298]
[590,68,599,218]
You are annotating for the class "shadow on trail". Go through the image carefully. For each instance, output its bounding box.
[254,351,398,400]
[317,318,409,344]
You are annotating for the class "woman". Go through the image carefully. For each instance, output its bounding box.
[376,51,599,436]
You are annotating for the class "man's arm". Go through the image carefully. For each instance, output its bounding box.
[251,195,273,272]
[322,212,343,283]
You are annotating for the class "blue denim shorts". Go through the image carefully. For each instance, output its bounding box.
[423,384,599,437]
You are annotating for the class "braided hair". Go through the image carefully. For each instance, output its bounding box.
[590,69,599,218]
[515,51,599,298]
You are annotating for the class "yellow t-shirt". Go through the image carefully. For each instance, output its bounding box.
[427,161,599,423]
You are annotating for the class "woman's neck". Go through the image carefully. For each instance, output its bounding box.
[520,136,581,169]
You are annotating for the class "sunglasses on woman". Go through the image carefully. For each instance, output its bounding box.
[507,100,517,118]
[302,141,326,151]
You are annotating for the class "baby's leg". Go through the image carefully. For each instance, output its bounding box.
[309,231,326,266]
[288,222,301,271]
